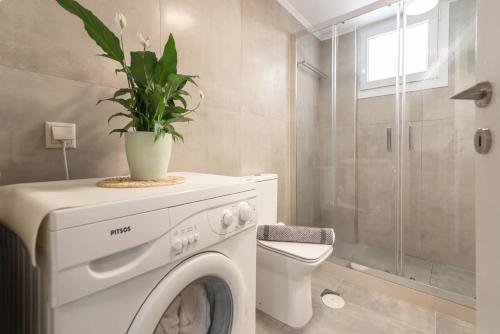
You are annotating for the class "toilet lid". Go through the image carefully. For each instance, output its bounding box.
[258,240,333,262]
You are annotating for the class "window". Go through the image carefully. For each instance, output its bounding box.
[357,3,449,98]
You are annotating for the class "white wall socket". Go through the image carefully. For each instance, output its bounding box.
[45,122,77,149]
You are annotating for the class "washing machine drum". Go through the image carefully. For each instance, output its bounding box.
[128,253,247,334]
[153,277,232,334]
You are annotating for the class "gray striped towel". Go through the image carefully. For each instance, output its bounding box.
[257,225,335,245]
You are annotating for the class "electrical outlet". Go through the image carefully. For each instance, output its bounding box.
[45,122,77,149]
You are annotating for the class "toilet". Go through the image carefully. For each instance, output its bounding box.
[247,174,333,329]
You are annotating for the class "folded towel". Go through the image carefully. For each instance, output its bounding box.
[257,225,335,245]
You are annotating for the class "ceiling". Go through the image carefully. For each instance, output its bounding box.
[276,0,379,28]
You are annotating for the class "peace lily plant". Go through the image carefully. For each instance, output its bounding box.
[55,0,202,181]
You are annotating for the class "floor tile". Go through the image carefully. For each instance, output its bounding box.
[336,280,436,333]
[329,240,474,297]
[256,310,286,334]
[430,264,476,298]
[256,262,475,334]
[436,313,475,334]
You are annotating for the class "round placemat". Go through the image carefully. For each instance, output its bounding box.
[96,175,186,188]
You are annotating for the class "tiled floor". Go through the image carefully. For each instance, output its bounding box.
[256,261,475,334]
[332,241,476,298]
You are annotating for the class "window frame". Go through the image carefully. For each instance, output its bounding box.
[357,2,449,99]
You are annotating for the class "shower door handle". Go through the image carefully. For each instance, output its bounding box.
[409,126,414,151]
[386,128,392,152]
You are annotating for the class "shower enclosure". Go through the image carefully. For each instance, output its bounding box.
[294,0,476,306]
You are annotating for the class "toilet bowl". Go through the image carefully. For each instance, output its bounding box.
[245,174,334,329]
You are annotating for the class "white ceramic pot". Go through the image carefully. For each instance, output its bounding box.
[124,131,173,181]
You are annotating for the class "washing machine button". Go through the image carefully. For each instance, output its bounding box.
[173,239,183,251]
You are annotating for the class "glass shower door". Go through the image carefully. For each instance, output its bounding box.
[332,4,402,275]
[294,0,477,307]
[401,0,477,300]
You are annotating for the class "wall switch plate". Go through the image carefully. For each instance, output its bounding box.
[45,122,77,149]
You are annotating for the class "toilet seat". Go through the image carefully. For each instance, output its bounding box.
[257,240,332,263]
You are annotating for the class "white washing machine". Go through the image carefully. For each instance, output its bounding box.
[34,173,257,334]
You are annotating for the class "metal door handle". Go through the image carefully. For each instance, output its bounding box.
[450,81,492,108]
[387,128,392,152]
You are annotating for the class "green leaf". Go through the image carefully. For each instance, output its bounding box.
[55,0,124,63]
[176,95,187,109]
[154,33,177,86]
[113,88,132,98]
[130,51,158,87]
[109,121,134,136]
[168,106,189,114]
[97,97,132,110]
[107,112,131,124]
[165,116,193,124]
[109,128,128,137]
[153,96,166,123]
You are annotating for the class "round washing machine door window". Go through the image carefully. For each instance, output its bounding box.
[127,253,247,334]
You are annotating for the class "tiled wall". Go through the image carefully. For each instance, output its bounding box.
[295,34,322,227]
[319,0,476,271]
[0,0,302,223]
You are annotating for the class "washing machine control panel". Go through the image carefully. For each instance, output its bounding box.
[169,193,257,261]
[171,225,201,253]
[207,200,257,235]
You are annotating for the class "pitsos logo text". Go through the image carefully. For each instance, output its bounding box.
[110,226,132,236]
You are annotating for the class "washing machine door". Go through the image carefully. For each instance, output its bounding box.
[127,252,248,334]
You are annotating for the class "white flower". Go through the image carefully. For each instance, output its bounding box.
[137,32,151,49]
[115,12,127,32]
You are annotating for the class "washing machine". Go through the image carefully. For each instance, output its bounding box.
[29,173,257,334]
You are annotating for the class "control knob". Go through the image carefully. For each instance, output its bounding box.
[222,209,233,227]
[238,202,253,224]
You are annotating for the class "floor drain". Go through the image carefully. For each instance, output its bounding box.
[321,289,345,309]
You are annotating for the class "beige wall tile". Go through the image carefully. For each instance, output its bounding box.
[160,0,242,111]
[168,107,242,176]
[239,113,290,223]
[240,0,294,122]
[0,0,161,88]
[0,65,128,185]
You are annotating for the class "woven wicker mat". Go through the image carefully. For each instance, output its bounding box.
[96,175,186,188]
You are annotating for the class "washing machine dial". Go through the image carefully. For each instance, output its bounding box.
[172,239,183,251]
[238,202,253,224]
[222,209,233,227]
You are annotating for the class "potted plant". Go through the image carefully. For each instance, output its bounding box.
[55,0,202,181]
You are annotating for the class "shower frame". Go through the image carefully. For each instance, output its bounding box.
[291,0,476,309]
